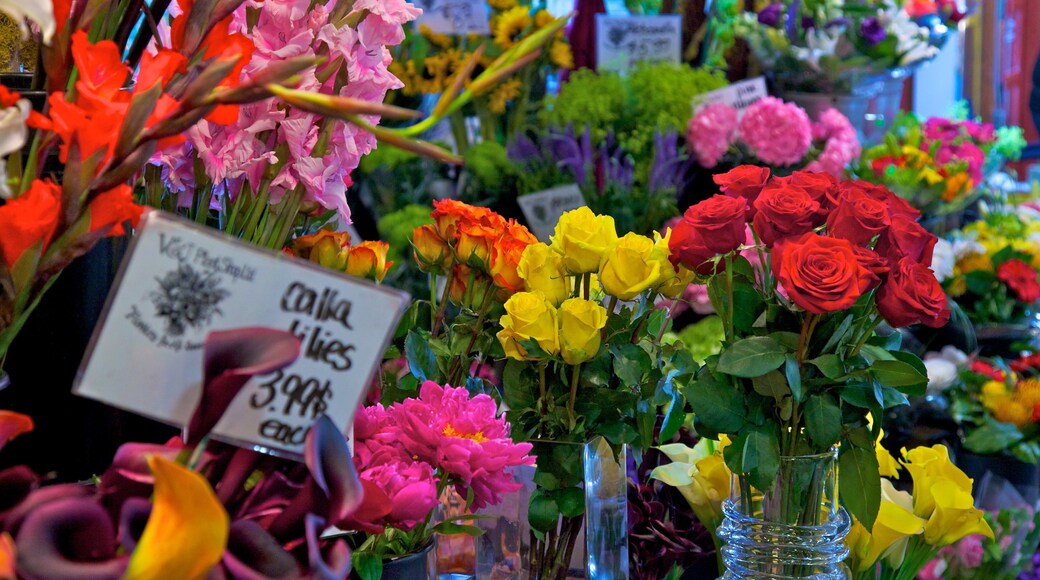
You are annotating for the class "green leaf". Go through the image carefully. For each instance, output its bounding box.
[503,360,535,410]
[682,369,746,434]
[352,551,383,580]
[785,355,803,403]
[858,344,896,363]
[556,487,585,518]
[871,360,927,394]
[659,388,685,442]
[809,354,845,380]
[839,445,881,530]
[804,394,842,449]
[647,308,669,339]
[717,337,787,378]
[752,370,790,402]
[432,521,486,536]
[739,426,780,492]
[821,314,854,354]
[528,492,560,534]
[405,331,438,382]
[964,420,1024,454]
[613,344,649,386]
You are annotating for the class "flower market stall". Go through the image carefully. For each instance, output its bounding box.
[0,0,1038,578]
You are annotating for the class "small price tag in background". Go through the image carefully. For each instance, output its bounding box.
[517,184,586,242]
[413,0,491,35]
[74,212,410,457]
[692,77,769,115]
[595,14,681,74]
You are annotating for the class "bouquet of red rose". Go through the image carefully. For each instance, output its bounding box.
[670,165,948,529]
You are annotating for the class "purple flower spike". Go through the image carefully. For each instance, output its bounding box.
[15,497,127,579]
[757,3,783,26]
[186,327,301,445]
[860,18,886,46]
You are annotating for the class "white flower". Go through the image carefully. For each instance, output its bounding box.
[930,238,955,282]
[792,28,841,71]
[923,357,959,393]
[0,0,55,44]
[0,96,30,199]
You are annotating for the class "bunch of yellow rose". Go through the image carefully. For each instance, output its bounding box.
[290,230,393,283]
[846,444,993,580]
[496,207,693,367]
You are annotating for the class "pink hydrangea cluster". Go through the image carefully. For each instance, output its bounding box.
[150,0,420,223]
[687,103,738,168]
[347,382,534,534]
[737,97,813,166]
[804,108,862,177]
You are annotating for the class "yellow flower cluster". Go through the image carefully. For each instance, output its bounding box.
[649,436,731,533]
[846,444,993,574]
[497,207,695,363]
[979,378,1040,428]
[955,220,1040,278]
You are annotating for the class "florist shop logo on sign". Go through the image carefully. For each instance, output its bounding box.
[127,233,256,351]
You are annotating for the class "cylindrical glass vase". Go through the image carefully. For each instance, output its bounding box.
[717,448,850,579]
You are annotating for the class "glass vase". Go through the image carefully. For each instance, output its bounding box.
[716,447,850,579]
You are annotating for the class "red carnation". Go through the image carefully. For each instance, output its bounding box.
[752,182,821,246]
[877,257,950,328]
[714,165,771,219]
[997,259,1040,303]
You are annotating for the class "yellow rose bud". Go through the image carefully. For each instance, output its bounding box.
[346,241,392,282]
[411,224,453,274]
[550,207,618,274]
[499,292,559,356]
[598,233,662,300]
[291,230,350,270]
[518,243,571,306]
[558,298,607,364]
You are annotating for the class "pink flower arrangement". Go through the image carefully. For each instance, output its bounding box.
[687,98,859,175]
[921,117,997,183]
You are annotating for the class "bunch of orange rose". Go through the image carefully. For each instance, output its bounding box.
[289,231,393,284]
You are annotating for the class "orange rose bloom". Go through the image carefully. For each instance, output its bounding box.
[0,180,62,269]
[292,230,351,270]
[347,241,393,282]
[457,223,499,270]
[411,224,453,274]
[490,221,537,293]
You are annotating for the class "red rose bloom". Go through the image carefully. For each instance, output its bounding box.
[714,165,771,219]
[789,171,839,213]
[852,246,889,281]
[874,214,937,265]
[0,180,62,269]
[772,233,877,314]
[826,189,891,246]
[669,221,720,275]
[970,360,1005,381]
[836,180,919,221]
[682,195,748,254]
[997,259,1040,303]
[752,183,821,246]
[876,257,950,328]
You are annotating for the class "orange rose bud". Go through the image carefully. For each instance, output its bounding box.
[291,230,350,271]
[456,223,498,270]
[411,224,453,274]
[490,222,537,293]
[347,241,393,282]
[449,263,473,305]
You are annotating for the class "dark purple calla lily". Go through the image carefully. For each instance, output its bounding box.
[186,328,301,445]
[237,471,303,522]
[223,520,301,579]
[0,466,37,513]
[4,484,89,538]
[15,497,127,579]
[117,497,151,553]
[305,514,350,580]
[216,448,262,504]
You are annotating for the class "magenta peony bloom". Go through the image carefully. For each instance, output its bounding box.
[687,103,738,168]
[342,457,439,534]
[390,382,535,510]
[738,97,812,166]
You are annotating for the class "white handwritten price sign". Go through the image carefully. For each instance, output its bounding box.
[595,14,681,74]
[517,184,586,242]
[412,0,490,35]
[693,77,769,114]
[74,211,409,457]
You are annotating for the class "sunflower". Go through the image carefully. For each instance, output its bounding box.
[419,24,454,49]
[488,78,522,113]
[493,6,531,49]
[487,0,518,10]
[534,9,554,28]
[549,41,573,69]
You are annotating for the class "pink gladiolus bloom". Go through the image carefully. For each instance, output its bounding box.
[390,382,535,510]
[688,103,738,168]
[738,97,812,167]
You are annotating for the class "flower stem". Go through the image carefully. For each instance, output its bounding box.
[538,363,548,417]
[583,273,591,301]
[429,273,438,330]
[724,253,735,342]
[850,315,883,357]
[567,363,581,421]
[432,269,455,338]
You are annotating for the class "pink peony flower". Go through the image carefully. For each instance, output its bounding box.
[738,97,813,167]
[688,103,738,168]
[343,457,440,533]
[390,382,535,510]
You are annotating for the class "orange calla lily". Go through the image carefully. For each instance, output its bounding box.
[0,411,33,452]
[124,456,229,580]
[0,532,14,579]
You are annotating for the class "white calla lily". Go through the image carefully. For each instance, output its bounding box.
[0,0,56,44]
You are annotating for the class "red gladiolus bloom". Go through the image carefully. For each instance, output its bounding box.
[88,185,145,236]
[0,180,62,269]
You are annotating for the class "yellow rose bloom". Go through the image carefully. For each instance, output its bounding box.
[599,233,663,300]
[558,298,608,364]
[922,479,994,546]
[550,207,618,274]
[652,229,694,299]
[518,242,571,306]
[411,223,453,274]
[497,325,531,361]
[499,291,559,356]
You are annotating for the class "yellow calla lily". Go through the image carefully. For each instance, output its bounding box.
[650,439,731,531]
[873,480,926,569]
[125,456,229,580]
[922,479,994,546]
[900,445,973,518]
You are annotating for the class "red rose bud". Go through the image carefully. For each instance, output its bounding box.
[682,195,748,254]
[772,233,876,314]
[874,214,937,265]
[752,182,821,247]
[877,257,950,328]
[714,165,771,219]
[826,188,891,246]
[0,180,61,269]
[997,259,1040,303]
